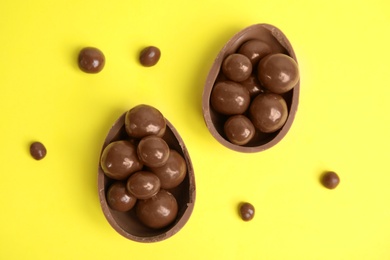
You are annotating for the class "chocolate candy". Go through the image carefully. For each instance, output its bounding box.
[249,93,288,133]
[137,136,170,167]
[98,107,195,242]
[224,115,255,145]
[238,40,271,66]
[321,171,340,189]
[139,46,161,67]
[78,47,105,73]
[30,141,47,160]
[107,181,137,212]
[240,74,265,97]
[126,171,161,199]
[222,53,252,82]
[136,190,178,229]
[203,24,300,152]
[150,150,187,189]
[125,104,166,138]
[100,140,143,180]
[210,81,250,115]
[258,53,299,94]
[239,202,255,221]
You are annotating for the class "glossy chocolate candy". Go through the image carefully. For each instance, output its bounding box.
[125,104,166,138]
[100,140,143,180]
[78,47,105,73]
[139,46,161,67]
[137,136,170,167]
[98,108,195,243]
[126,171,161,199]
[239,202,255,221]
[224,115,255,145]
[238,40,271,66]
[30,141,47,160]
[136,190,178,229]
[203,23,300,152]
[222,53,252,82]
[321,171,340,189]
[107,181,137,212]
[210,81,250,115]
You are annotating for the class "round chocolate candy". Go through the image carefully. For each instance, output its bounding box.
[238,40,271,66]
[126,171,161,199]
[257,53,299,94]
[239,202,255,221]
[78,47,105,73]
[222,53,252,82]
[150,150,187,189]
[321,171,340,189]
[139,46,161,67]
[100,140,143,180]
[136,190,178,229]
[210,81,250,115]
[125,104,166,139]
[137,136,170,167]
[240,74,265,97]
[224,115,255,145]
[249,93,288,133]
[107,181,137,212]
[30,141,47,160]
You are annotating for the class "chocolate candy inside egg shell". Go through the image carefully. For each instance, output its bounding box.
[202,23,299,152]
[210,81,250,115]
[137,136,170,167]
[238,40,272,66]
[222,53,252,82]
[98,112,195,242]
[107,181,137,212]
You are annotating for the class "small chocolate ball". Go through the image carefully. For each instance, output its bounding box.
[137,136,170,167]
[125,104,166,139]
[222,53,252,82]
[321,171,340,189]
[249,93,288,133]
[238,40,272,65]
[239,202,255,221]
[78,47,105,73]
[257,53,299,94]
[210,81,250,115]
[30,141,47,160]
[139,46,161,67]
[126,171,161,199]
[100,141,143,180]
[224,115,256,145]
[136,190,178,229]
[107,181,137,212]
[240,74,265,97]
[150,150,187,189]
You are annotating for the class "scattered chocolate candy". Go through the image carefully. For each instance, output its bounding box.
[30,141,47,160]
[249,93,288,133]
[126,171,161,199]
[137,136,170,167]
[224,115,255,145]
[321,171,340,189]
[202,24,300,152]
[210,81,250,115]
[239,202,255,221]
[150,150,187,189]
[238,39,271,65]
[107,181,137,212]
[222,53,252,82]
[136,190,178,229]
[100,140,143,180]
[78,47,105,73]
[125,104,166,138]
[258,53,299,94]
[139,46,161,67]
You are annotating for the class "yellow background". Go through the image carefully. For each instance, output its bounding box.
[1,0,390,259]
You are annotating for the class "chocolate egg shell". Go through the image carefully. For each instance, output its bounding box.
[98,112,195,242]
[202,23,300,152]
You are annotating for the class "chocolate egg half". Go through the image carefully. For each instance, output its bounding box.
[98,111,195,242]
[202,23,300,152]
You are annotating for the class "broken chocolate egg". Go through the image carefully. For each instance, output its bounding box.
[202,23,300,152]
[98,108,195,242]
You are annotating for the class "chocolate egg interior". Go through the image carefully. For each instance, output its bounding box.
[202,24,300,152]
[98,113,195,242]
